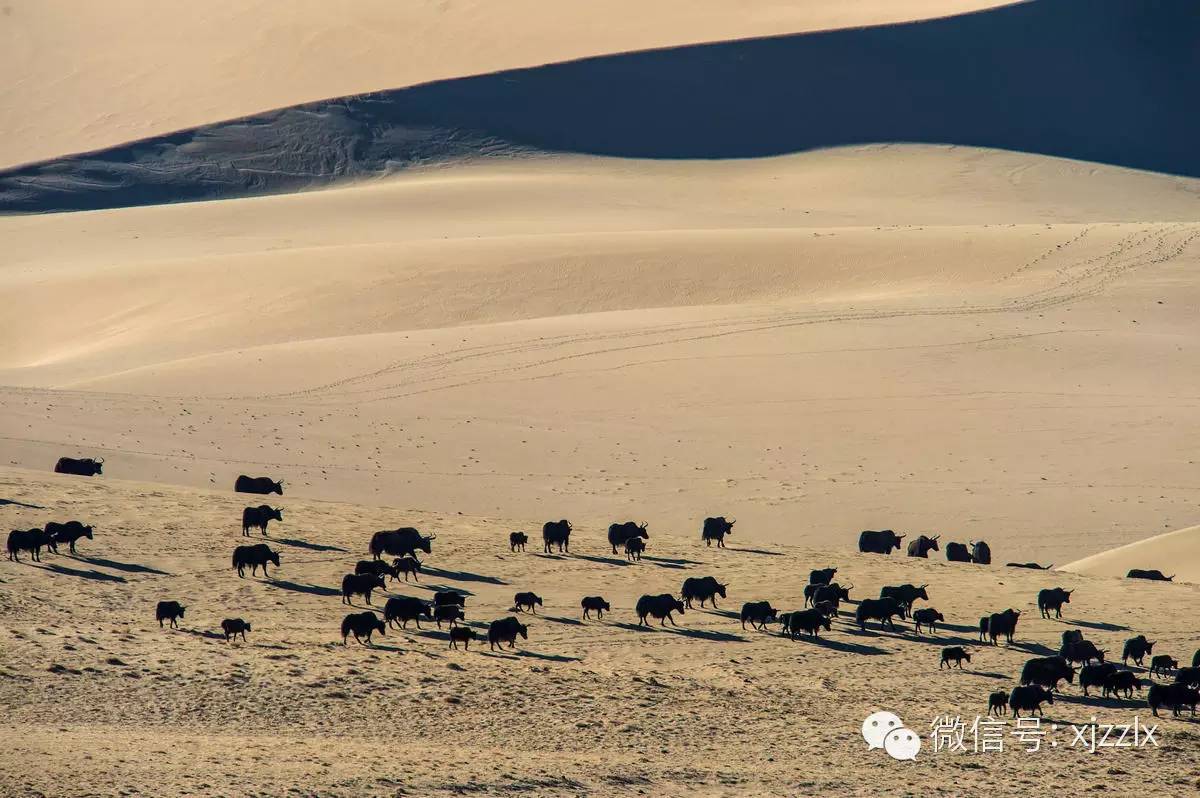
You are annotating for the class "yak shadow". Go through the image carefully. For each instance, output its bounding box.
[180,628,226,641]
[33,562,126,583]
[939,621,982,634]
[572,554,634,568]
[666,627,747,643]
[725,547,785,557]
[963,671,1010,680]
[423,566,505,585]
[1055,618,1130,633]
[273,537,348,553]
[643,556,702,566]
[1010,641,1057,656]
[79,556,169,576]
[0,498,44,509]
[542,616,584,626]
[612,621,669,634]
[267,580,340,597]
[903,633,983,648]
[409,582,476,597]
[781,634,889,656]
[705,609,741,620]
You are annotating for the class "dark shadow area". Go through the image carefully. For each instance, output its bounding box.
[267,580,340,597]
[423,567,505,585]
[1058,618,1131,633]
[34,563,127,583]
[963,671,1010,680]
[1010,641,1058,656]
[642,555,703,566]
[515,650,582,663]
[706,609,740,620]
[572,554,634,568]
[273,538,348,553]
[533,553,567,561]
[665,627,747,643]
[612,621,666,633]
[902,633,982,648]
[409,582,476,597]
[0,498,44,509]
[782,634,889,655]
[939,621,982,634]
[725,547,785,557]
[1,0,1196,213]
[542,616,584,626]
[79,556,170,576]
[180,628,226,641]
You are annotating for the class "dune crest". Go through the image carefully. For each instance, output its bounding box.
[1061,525,1200,583]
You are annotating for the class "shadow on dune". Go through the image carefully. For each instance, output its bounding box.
[1055,618,1131,633]
[781,635,889,656]
[571,554,634,568]
[2,0,1196,213]
[79,556,170,576]
[273,538,348,553]
[33,562,127,583]
[0,498,44,509]
[267,579,341,597]
[423,567,505,585]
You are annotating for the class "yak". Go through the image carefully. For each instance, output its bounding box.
[488,616,529,650]
[509,531,528,552]
[156,601,186,628]
[945,542,974,562]
[7,528,56,562]
[581,596,610,619]
[983,609,1020,645]
[241,505,282,536]
[1122,635,1155,666]
[880,584,929,614]
[970,540,991,565]
[1104,670,1143,699]
[341,612,386,645]
[448,626,476,650]
[234,475,283,495]
[808,567,837,586]
[355,560,399,581]
[342,573,387,605]
[1061,629,1085,646]
[1174,667,1200,688]
[858,530,904,554]
[608,521,648,555]
[681,576,727,609]
[54,456,103,477]
[45,521,93,554]
[1006,562,1054,570]
[855,597,903,632]
[988,691,1008,716]
[740,601,778,630]
[1127,568,1173,582]
[1021,656,1075,692]
[370,528,435,561]
[1038,587,1074,619]
[221,618,251,641]
[1079,662,1118,696]
[912,608,945,635]
[1009,685,1054,717]
[393,556,421,582]
[232,544,280,578]
[384,596,431,629]
[636,593,685,626]
[1194,649,1200,669]
[513,592,543,613]
[1150,655,1179,678]
[701,516,735,548]
[813,583,852,611]
[542,520,571,554]
[434,605,465,628]
[784,607,831,639]
[906,535,940,558]
[1148,682,1200,717]
[433,590,466,608]
[625,537,646,561]
[940,646,971,669]
[1059,639,1105,666]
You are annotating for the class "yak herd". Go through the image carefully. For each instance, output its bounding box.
[12,464,1200,719]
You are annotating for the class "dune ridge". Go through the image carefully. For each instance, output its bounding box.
[1062,526,1200,584]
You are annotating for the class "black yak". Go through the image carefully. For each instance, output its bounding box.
[355,560,399,581]
[369,528,435,561]
[906,535,939,558]
[608,521,648,555]
[241,505,282,536]
[1126,569,1173,582]
[509,531,529,552]
[342,573,387,605]
[513,592,543,613]
[625,536,646,561]
[433,590,466,607]
[1009,685,1054,717]
[984,609,1021,645]
[1079,662,1118,696]
[1148,682,1200,717]
[341,612,386,645]
[1150,655,1179,678]
[740,601,778,630]
[221,618,251,641]
[857,530,904,554]
[701,516,735,548]
[384,596,431,629]
[1037,587,1073,619]
[1103,670,1143,699]
[232,544,279,578]
[234,475,283,495]
[449,626,476,649]
[45,521,93,554]
[783,607,831,639]
[636,594,684,626]
[1122,635,1155,666]
[1021,656,1075,692]
[542,519,572,553]
[987,690,1008,716]
[970,540,991,565]
[156,601,186,628]
[435,605,465,628]
[879,584,929,614]
[855,597,904,632]
[1059,639,1105,667]
[7,528,56,562]
[945,542,974,562]
[813,583,852,612]
[488,616,529,650]
[393,556,421,582]
[54,456,103,476]
[912,608,944,635]
[808,567,838,585]
[940,646,971,669]
[681,576,727,609]
[581,596,610,619]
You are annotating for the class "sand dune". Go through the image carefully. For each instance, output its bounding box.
[1063,526,1200,584]
[2,468,1199,797]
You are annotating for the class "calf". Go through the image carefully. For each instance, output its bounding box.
[1103,670,1143,699]
[156,601,186,629]
[624,537,646,561]
[221,618,251,641]
[1150,655,1179,678]
[812,600,839,618]
[341,611,386,645]
[987,690,1008,716]
[740,601,778,631]
[448,626,476,650]
[581,596,610,619]
[384,596,431,629]
[393,556,421,582]
[912,608,944,635]
[355,560,399,581]
[435,605,465,629]
[509,531,529,552]
[1148,682,1200,717]
[513,592,543,613]
[940,646,971,669]
[342,573,387,605]
[1122,635,1155,666]
[1079,662,1118,696]
[1009,685,1054,717]
[783,608,830,639]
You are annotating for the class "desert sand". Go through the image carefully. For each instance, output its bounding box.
[3,0,1200,795]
